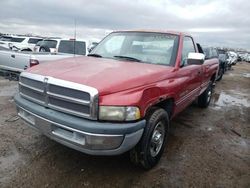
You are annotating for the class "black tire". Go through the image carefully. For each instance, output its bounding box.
[198,82,212,108]
[216,68,223,81]
[130,107,169,169]
[39,46,50,52]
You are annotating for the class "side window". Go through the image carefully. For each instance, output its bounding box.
[181,37,196,67]
[28,38,43,44]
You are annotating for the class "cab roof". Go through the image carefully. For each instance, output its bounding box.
[111,29,189,36]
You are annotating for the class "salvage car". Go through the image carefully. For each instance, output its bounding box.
[15,30,219,169]
[34,38,88,55]
[227,51,238,66]
[0,35,43,51]
[203,47,223,81]
[246,53,250,62]
[217,49,229,71]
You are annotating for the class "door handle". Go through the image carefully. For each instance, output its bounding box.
[11,54,15,58]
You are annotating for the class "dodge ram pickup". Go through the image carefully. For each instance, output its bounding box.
[14,30,219,169]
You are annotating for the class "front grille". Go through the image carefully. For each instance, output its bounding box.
[19,72,98,120]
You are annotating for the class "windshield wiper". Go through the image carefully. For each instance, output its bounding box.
[113,55,142,62]
[87,53,102,58]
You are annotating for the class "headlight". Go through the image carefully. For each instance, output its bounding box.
[99,106,141,121]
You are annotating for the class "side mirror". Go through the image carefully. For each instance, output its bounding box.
[187,52,205,65]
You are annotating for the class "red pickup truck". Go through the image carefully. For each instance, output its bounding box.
[15,30,219,169]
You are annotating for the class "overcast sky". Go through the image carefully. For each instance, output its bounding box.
[0,0,249,50]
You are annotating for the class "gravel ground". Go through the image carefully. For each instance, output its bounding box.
[0,62,249,188]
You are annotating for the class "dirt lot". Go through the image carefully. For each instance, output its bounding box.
[0,62,249,188]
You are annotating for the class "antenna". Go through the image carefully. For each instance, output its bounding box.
[73,18,76,56]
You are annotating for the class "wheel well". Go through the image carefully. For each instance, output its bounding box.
[147,98,174,119]
[21,48,32,51]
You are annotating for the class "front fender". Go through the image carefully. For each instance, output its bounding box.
[99,83,176,118]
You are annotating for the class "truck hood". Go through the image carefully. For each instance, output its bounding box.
[28,56,175,95]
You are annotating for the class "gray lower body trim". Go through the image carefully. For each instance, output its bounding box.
[15,94,146,155]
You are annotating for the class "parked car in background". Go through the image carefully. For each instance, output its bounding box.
[203,47,223,81]
[0,38,93,76]
[33,40,45,52]
[246,54,250,62]
[0,50,83,75]
[0,36,43,51]
[0,35,12,42]
[33,37,60,52]
[240,53,249,62]
[217,49,229,71]
[237,52,242,61]
[227,51,238,66]
[0,39,88,74]
[0,36,13,49]
[34,38,88,55]
[15,30,219,169]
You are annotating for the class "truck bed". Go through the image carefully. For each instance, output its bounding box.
[0,50,80,73]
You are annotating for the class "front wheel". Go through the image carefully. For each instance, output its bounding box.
[197,82,212,108]
[130,108,169,169]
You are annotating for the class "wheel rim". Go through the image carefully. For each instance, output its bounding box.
[150,121,165,157]
[207,89,212,103]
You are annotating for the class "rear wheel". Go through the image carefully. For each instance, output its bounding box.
[216,68,223,81]
[198,82,212,108]
[130,108,169,169]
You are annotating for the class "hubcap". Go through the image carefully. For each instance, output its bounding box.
[150,122,165,157]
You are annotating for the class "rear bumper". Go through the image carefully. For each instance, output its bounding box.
[15,94,145,155]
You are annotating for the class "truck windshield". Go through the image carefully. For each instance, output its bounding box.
[58,40,86,55]
[91,32,179,66]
